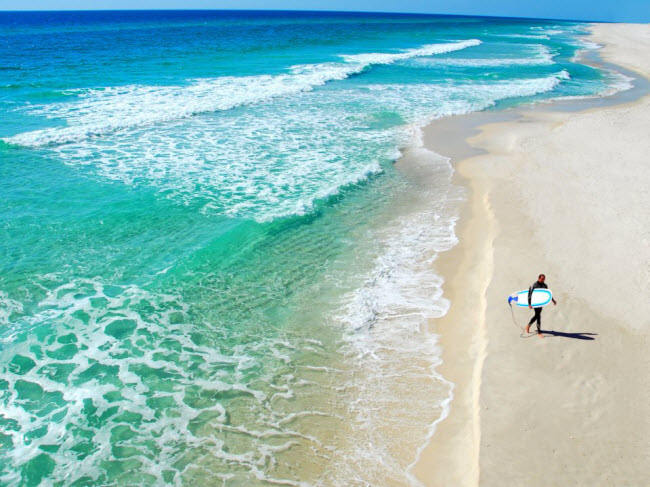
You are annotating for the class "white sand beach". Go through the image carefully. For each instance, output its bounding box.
[413,23,650,486]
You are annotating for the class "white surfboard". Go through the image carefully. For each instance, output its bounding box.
[508,288,552,308]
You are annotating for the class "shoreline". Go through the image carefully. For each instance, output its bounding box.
[410,22,650,486]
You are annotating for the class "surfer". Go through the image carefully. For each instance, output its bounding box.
[525,274,556,337]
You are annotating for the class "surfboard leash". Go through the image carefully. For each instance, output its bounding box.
[508,300,537,338]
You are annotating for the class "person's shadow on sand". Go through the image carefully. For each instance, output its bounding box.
[541,330,598,340]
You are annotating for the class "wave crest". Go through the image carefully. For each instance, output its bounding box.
[4,40,481,148]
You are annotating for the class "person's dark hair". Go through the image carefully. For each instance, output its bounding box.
[539,274,546,279]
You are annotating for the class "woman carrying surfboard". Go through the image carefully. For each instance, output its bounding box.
[526,274,557,337]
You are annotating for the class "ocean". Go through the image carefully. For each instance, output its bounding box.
[0,10,625,486]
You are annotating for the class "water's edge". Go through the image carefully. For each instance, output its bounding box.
[401,23,649,485]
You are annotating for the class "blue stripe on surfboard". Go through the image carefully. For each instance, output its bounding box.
[508,289,552,308]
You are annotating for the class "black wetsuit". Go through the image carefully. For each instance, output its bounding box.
[527,281,548,333]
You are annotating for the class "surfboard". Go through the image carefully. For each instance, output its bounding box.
[508,288,552,308]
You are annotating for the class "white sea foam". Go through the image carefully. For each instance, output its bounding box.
[358,70,571,127]
[553,69,634,102]
[497,33,551,40]
[531,26,568,36]
[0,276,346,486]
[569,35,602,64]
[410,44,556,67]
[49,102,392,221]
[4,39,481,148]
[604,70,634,94]
[339,38,481,64]
[578,39,602,51]
[319,142,461,485]
[0,291,23,325]
[566,35,634,98]
[39,71,569,223]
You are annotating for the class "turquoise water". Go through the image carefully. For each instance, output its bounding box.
[0,10,624,486]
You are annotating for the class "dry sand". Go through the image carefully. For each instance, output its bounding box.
[413,23,650,486]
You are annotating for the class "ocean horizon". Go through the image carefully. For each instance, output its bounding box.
[0,10,627,486]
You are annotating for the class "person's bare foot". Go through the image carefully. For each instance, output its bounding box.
[525,325,530,334]
[538,333,544,338]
